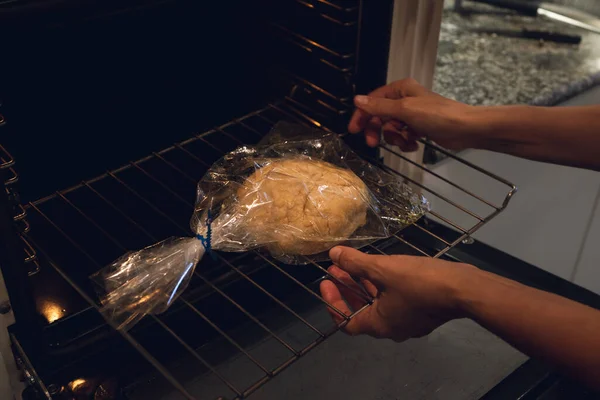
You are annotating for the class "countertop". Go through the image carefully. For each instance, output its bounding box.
[433,2,600,107]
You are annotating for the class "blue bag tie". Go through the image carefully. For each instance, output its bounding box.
[196,210,215,259]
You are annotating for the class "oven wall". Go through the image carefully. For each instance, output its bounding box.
[0,0,282,202]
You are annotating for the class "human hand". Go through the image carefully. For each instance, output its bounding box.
[319,246,475,342]
[348,78,482,151]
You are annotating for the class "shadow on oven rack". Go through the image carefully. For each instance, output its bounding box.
[10,99,517,400]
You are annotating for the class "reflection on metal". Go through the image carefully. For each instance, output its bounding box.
[462,236,475,245]
[4,167,17,186]
[40,300,66,324]
[0,144,14,170]
[68,378,88,392]
[538,4,600,35]
[272,23,354,59]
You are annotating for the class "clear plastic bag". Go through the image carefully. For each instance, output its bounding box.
[91,122,429,331]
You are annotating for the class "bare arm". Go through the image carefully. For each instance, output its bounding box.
[458,266,600,387]
[349,79,600,171]
[474,105,600,170]
[321,247,600,390]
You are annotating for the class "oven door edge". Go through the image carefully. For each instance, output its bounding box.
[383,0,444,186]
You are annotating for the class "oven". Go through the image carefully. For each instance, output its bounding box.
[0,1,524,399]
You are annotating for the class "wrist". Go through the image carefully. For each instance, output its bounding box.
[468,105,544,151]
[464,106,507,150]
[442,263,482,319]
[449,264,524,321]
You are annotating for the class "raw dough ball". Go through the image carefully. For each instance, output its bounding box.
[236,158,369,257]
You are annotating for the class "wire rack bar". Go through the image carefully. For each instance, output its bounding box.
[377,160,485,222]
[151,316,243,398]
[4,166,18,186]
[317,0,358,13]
[178,297,272,376]
[295,0,357,26]
[380,145,500,210]
[13,203,26,221]
[367,244,387,255]
[215,255,328,337]
[392,233,430,257]
[191,272,299,356]
[411,223,452,247]
[302,257,372,303]
[271,23,354,60]
[420,139,517,205]
[254,252,349,319]
[0,144,15,170]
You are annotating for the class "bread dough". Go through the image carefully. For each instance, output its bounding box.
[236,158,369,257]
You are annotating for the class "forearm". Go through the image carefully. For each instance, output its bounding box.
[472,105,600,170]
[454,268,600,389]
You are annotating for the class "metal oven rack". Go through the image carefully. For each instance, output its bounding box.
[1,130,39,277]
[19,100,516,399]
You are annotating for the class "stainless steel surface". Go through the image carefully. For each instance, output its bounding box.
[22,100,516,399]
[540,2,600,34]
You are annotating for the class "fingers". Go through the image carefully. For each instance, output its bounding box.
[348,78,426,135]
[354,95,407,119]
[348,107,371,134]
[360,278,378,298]
[364,117,382,147]
[327,265,373,310]
[382,126,419,152]
[319,280,350,325]
[349,82,406,133]
[319,275,380,338]
[329,247,386,288]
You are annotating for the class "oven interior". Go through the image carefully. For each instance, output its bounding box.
[0,1,517,399]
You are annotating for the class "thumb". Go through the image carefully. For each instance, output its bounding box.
[354,95,408,119]
[329,246,386,287]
